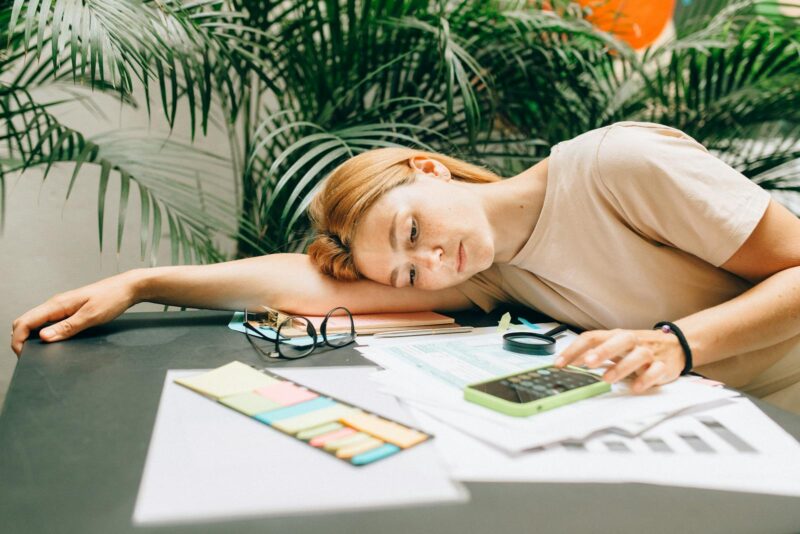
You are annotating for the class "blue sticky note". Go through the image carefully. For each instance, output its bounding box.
[351,444,401,466]
[518,317,541,331]
[254,397,336,425]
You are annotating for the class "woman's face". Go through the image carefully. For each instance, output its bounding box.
[351,173,495,290]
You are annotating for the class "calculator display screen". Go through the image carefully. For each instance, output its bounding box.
[471,366,602,403]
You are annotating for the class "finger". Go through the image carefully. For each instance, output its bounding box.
[579,330,638,368]
[11,296,85,354]
[602,346,653,383]
[40,307,95,342]
[631,360,667,394]
[555,331,610,367]
[572,330,636,368]
[11,298,77,355]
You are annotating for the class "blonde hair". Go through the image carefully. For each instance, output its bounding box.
[307,147,500,280]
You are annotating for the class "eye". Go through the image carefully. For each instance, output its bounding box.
[409,265,417,287]
[410,218,418,243]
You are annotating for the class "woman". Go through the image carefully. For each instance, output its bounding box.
[11,121,800,413]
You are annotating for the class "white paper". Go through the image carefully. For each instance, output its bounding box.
[359,331,738,452]
[133,367,467,525]
[409,397,800,497]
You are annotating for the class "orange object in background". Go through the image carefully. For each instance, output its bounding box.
[577,0,676,50]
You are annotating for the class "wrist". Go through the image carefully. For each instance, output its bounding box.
[125,267,158,305]
[654,321,693,375]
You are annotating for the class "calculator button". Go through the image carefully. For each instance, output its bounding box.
[538,369,551,376]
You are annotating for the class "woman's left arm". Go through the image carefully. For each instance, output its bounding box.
[555,199,800,392]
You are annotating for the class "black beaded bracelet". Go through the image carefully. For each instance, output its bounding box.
[654,321,693,376]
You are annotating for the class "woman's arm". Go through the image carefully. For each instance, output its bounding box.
[556,200,800,392]
[677,199,800,365]
[11,253,473,355]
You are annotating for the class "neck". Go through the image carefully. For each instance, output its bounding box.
[476,158,550,263]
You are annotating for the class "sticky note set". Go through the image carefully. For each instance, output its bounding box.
[175,361,432,466]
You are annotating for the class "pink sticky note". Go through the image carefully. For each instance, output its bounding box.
[309,427,357,447]
[255,381,318,406]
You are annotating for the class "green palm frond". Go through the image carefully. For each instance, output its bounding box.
[6,0,260,136]
[0,85,232,264]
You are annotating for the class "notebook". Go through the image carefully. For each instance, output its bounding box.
[252,310,456,337]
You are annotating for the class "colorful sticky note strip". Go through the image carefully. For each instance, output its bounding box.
[255,381,318,406]
[341,412,428,448]
[175,361,432,466]
[175,362,277,399]
[220,391,282,416]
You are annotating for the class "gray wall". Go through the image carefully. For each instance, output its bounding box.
[0,88,233,407]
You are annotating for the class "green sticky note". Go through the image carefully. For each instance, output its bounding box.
[220,391,282,416]
[175,361,277,400]
[297,422,343,440]
[497,312,512,332]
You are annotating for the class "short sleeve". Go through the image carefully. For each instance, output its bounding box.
[596,123,772,267]
[455,264,511,313]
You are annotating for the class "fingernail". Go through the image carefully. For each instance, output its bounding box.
[585,352,598,365]
[41,328,53,338]
[554,357,564,366]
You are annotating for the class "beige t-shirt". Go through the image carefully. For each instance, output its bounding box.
[457,121,800,405]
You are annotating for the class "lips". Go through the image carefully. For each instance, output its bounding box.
[457,242,465,273]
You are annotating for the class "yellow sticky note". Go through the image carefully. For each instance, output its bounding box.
[220,391,282,416]
[175,361,278,400]
[336,437,384,459]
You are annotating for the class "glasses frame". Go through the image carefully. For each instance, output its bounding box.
[243,306,356,360]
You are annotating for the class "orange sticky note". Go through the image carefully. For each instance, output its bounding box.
[341,412,428,448]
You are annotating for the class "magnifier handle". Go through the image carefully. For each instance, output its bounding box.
[543,324,569,337]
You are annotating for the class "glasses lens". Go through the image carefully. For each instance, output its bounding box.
[277,316,317,359]
[322,307,356,347]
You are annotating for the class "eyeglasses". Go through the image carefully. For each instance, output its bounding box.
[243,306,356,360]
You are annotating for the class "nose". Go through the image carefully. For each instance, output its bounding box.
[413,246,444,271]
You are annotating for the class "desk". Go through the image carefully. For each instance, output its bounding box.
[1,311,798,534]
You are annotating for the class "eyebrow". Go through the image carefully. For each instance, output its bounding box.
[389,212,398,251]
[389,213,399,287]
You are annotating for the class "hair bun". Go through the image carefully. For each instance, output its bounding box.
[307,233,360,281]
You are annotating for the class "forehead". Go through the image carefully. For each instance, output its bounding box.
[351,188,403,283]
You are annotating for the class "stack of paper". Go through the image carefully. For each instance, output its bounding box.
[134,367,466,524]
[354,321,800,496]
[356,325,738,452]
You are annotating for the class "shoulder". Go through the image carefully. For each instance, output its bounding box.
[594,122,708,185]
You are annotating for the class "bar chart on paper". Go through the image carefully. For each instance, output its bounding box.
[557,408,759,455]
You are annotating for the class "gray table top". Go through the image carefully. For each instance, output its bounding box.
[1,310,799,534]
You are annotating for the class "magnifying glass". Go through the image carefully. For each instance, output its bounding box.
[502,324,570,356]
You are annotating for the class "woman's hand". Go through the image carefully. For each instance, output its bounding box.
[553,329,686,393]
[11,271,142,356]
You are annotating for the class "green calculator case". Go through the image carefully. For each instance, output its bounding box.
[463,365,611,417]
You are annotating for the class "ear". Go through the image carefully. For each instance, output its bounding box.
[408,156,452,182]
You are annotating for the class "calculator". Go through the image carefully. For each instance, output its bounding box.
[464,365,611,417]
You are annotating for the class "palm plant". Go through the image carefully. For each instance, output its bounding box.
[1,0,798,265]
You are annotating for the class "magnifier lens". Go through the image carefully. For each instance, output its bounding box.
[514,336,550,345]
